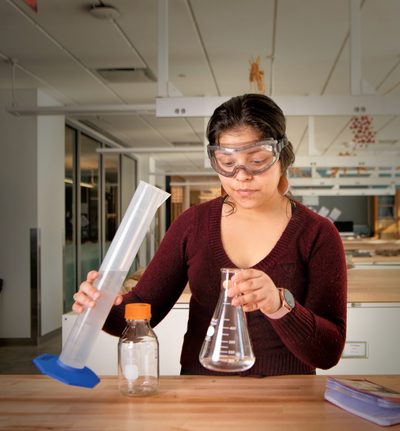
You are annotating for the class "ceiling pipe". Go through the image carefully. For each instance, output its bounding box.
[350,0,362,95]
[158,0,169,97]
[97,147,203,153]
[6,104,156,116]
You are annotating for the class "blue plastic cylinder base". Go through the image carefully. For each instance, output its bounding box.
[33,353,100,388]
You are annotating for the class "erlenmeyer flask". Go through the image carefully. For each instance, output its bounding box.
[199,268,255,372]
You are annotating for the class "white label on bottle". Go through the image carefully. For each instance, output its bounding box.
[206,326,215,337]
[124,364,139,380]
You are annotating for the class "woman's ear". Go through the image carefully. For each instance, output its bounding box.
[277,175,289,195]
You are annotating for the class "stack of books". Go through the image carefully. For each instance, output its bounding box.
[324,377,400,426]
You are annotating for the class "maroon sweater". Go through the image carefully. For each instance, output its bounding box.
[104,197,347,376]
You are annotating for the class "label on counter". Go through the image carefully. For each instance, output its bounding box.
[342,341,368,358]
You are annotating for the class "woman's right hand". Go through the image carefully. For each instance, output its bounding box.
[72,270,123,314]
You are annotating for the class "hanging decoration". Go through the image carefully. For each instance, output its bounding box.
[249,56,265,94]
[23,0,38,12]
[349,115,376,147]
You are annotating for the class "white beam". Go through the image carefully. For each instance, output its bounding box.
[294,154,399,168]
[308,116,319,155]
[170,181,220,187]
[156,95,400,117]
[97,147,203,154]
[149,171,217,176]
[289,177,398,186]
[6,104,155,116]
[291,188,395,196]
[7,95,400,117]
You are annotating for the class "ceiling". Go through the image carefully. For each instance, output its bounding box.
[0,0,399,189]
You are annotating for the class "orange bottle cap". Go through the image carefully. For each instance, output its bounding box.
[125,303,151,320]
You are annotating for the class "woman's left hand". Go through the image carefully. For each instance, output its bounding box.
[227,269,281,315]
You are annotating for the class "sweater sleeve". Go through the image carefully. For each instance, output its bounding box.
[268,219,347,370]
[102,207,194,337]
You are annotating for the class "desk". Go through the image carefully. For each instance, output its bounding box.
[1,375,399,430]
[352,256,400,265]
[347,267,400,302]
[342,239,400,252]
[175,267,400,304]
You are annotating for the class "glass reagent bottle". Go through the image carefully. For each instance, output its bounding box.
[118,303,159,396]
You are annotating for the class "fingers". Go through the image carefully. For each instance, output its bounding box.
[72,301,85,314]
[227,269,277,312]
[87,270,99,283]
[242,302,260,313]
[114,295,123,306]
[232,268,263,283]
[227,269,264,298]
[231,288,263,309]
[72,271,125,314]
[72,271,100,313]
[71,289,99,313]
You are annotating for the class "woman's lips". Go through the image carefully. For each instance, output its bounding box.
[235,189,256,197]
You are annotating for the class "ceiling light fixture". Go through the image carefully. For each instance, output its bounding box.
[89,2,120,20]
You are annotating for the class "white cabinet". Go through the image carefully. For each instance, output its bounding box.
[62,302,189,376]
[317,303,400,375]
[62,313,118,376]
[152,303,189,375]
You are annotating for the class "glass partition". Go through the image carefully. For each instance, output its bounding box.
[103,154,120,255]
[79,134,100,284]
[64,126,77,312]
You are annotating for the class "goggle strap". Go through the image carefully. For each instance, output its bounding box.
[276,136,288,153]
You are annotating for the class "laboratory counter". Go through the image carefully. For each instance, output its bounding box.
[342,238,400,252]
[1,374,400,430]
[175,267,400,304]
[347,267,400,302]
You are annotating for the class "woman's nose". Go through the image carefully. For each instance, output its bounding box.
[233,166,253,180]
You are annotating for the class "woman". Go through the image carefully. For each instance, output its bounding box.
[73,94,347,376]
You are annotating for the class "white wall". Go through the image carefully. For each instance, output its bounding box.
[37,91,64,335]
[0,89,64,339]
[0,89,37,337]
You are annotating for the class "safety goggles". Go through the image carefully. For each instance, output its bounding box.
[207,137,287,177]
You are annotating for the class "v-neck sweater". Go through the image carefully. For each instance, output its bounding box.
[104,196,347,376]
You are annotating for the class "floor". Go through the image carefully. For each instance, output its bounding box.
[0,331,62,374]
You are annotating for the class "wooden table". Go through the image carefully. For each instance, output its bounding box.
[351,255,400,265]
[1,375,399,430]
[347,267,400,302]
[342,239,400,252]
[177,268,400,304]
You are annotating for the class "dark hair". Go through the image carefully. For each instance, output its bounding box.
[206,94,295,175]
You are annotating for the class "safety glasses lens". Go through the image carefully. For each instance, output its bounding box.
[208,142,280,176]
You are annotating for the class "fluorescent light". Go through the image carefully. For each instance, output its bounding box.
[64,178,94,189]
